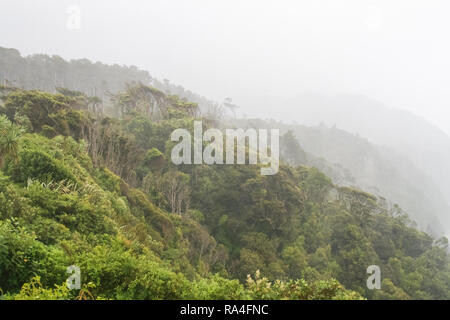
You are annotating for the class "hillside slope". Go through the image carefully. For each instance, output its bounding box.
[0,85,449,299]
[241,93,450,233]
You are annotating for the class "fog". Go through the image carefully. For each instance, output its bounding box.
[2,1,450,233]
[3,1,450,300]
[1,0,450,134]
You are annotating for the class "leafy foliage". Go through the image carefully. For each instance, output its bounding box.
[0,87,449,300]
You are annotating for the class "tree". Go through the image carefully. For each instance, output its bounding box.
[145,170,191,214]
[223,97,239,118]
[0,115,23,167]
[280,130,308,165]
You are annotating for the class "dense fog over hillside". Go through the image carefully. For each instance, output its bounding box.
[236,94,450,234]
[2,0,450,135]
[3,46,449,235]
[1,0,450,303]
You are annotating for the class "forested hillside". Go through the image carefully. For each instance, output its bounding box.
[1,83,450,300]
[0,47,218,116]
[233,118,448,235]
[244,93,450,234]
[3,47,447,237]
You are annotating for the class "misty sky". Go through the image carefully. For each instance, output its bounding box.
[1,0,450,134]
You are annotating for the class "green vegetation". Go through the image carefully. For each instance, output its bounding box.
[0,85,449,300]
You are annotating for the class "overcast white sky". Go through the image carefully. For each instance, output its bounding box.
[1,0,450,134]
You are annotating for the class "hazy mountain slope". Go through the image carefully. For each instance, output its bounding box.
[0,46,217,115]
[287,93,450,207]
[235,118,449,235]
[0,47,151,100]
[2,86,450,299]
[2,46,449,233]
[239,93,450,234]
[291,123,450,235]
